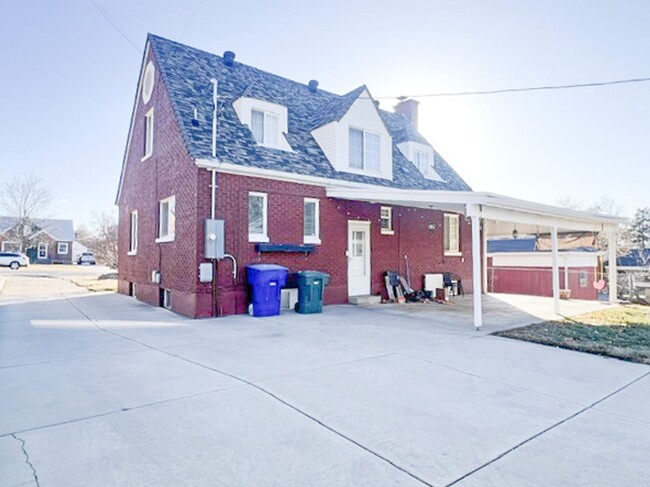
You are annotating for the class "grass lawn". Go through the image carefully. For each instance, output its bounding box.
[494,305,650,365]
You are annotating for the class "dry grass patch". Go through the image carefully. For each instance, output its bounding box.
[494,305,650,365]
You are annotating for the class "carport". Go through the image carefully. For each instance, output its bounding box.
[327,188,626,329]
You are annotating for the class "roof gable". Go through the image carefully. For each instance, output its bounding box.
[0,217,75,241]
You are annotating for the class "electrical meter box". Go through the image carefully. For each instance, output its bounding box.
[205,219,225,259]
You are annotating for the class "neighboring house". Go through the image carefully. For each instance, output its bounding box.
[613,249,650,272]
[487,237,601,300]
[0,216,75,264]
[116,35,623,321]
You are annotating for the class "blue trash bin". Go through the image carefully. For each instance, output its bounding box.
[246,264,288,317]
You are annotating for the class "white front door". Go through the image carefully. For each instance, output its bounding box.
[347,221,371,296]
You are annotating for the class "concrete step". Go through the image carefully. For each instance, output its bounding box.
[348,294,382,305]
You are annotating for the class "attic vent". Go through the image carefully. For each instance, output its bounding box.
[308,80,319,93]
[223,51,236,66]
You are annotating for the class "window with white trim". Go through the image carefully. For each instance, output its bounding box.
[38,242,48,259]
[349,128,380,171]
[251,109,279,147]
[444,214,460,255]
[129,210,138,254]
[380,206,393,234]
[157,196,175,242]
[248,192,268,242]
[143,108,154,160]
[1,241,20,252]
[303,198,320,244]
[57,242,69,254]
[413,150,429,174]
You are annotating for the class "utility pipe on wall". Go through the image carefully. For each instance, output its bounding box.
[210,78,218,159]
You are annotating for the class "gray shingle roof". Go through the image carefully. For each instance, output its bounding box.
[148,34,471,191]
[0,216,75,241]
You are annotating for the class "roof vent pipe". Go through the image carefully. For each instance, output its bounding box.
[223,51,236,66]
[308,80,319,93]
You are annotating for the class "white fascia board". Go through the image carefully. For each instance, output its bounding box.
[195,158,383,190]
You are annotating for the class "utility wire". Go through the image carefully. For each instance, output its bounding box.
[374,75,650,99]
[88,0,140,54]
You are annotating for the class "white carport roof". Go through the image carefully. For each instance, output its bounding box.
[326,188,626,233]
[327,187,627,329]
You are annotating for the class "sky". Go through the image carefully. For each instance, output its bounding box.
[1,1,648,228]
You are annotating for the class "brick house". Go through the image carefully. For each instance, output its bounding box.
[0,216,74,264]
[116,35,624,324]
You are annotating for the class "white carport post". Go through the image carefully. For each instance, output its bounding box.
[467,204,483,330]
[551,226,561,315]
[608,232,618,303]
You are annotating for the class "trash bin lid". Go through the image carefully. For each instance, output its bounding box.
[246,264,288,271]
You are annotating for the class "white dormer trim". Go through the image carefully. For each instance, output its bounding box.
[397,141,443,181]
[233,97,293,151]
[311,88,393,181]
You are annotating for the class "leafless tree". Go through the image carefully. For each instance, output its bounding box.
[85,211,118,268]
[0,174,52,250]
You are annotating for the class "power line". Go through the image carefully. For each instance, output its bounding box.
[88,0,140,54]
[374,76,650,100]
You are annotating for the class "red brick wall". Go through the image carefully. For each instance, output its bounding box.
[117,47,201,317]
[198,173,475,317]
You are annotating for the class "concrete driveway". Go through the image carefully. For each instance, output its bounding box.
[1,293,649,486]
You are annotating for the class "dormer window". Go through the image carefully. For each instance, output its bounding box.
[232,97,292,151]
[349,128,380,171]
[251,109,279,146]
[413,150,429,173]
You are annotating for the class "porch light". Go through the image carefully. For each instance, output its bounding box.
[512,228,519,239]
[428,222,437,232]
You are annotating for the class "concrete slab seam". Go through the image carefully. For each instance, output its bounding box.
[64,298,437,487]
[445,369,650,486]
[0,385,244,439]
[11,433,40,487]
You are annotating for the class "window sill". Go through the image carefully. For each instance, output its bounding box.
[127,250,137,256]
[141,153,153,162]
[156,235,175,243]
[381,230,394,236]
[444,251,462,257]
[303,236,321,245]
[249,234,270,243]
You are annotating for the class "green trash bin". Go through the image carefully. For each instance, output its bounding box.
[295,271,330,314]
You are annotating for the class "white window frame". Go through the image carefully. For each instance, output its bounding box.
[248,192,269,243]
[128,210,139,255]
[142,108,154,161]
[303,198,321,244]
[37,242,48,259]
[156,196,175,243]
[250,109,280,148]
[380,206,394,235]
[57,242,69,254]
[1,241,20,252]
[413,150,429,175]
[162,289,171,309]
[349,127,381,172]
[444,213,461,256]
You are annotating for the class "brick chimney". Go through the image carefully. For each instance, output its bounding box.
[393,97,419,129]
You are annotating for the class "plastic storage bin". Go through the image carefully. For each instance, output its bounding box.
[294,271,330,314]
[246,264,288,317]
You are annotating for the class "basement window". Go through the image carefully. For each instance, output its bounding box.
[161,288,171,309]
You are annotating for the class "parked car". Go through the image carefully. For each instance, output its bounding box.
[77,252,97,265]
[0,252,30,270]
